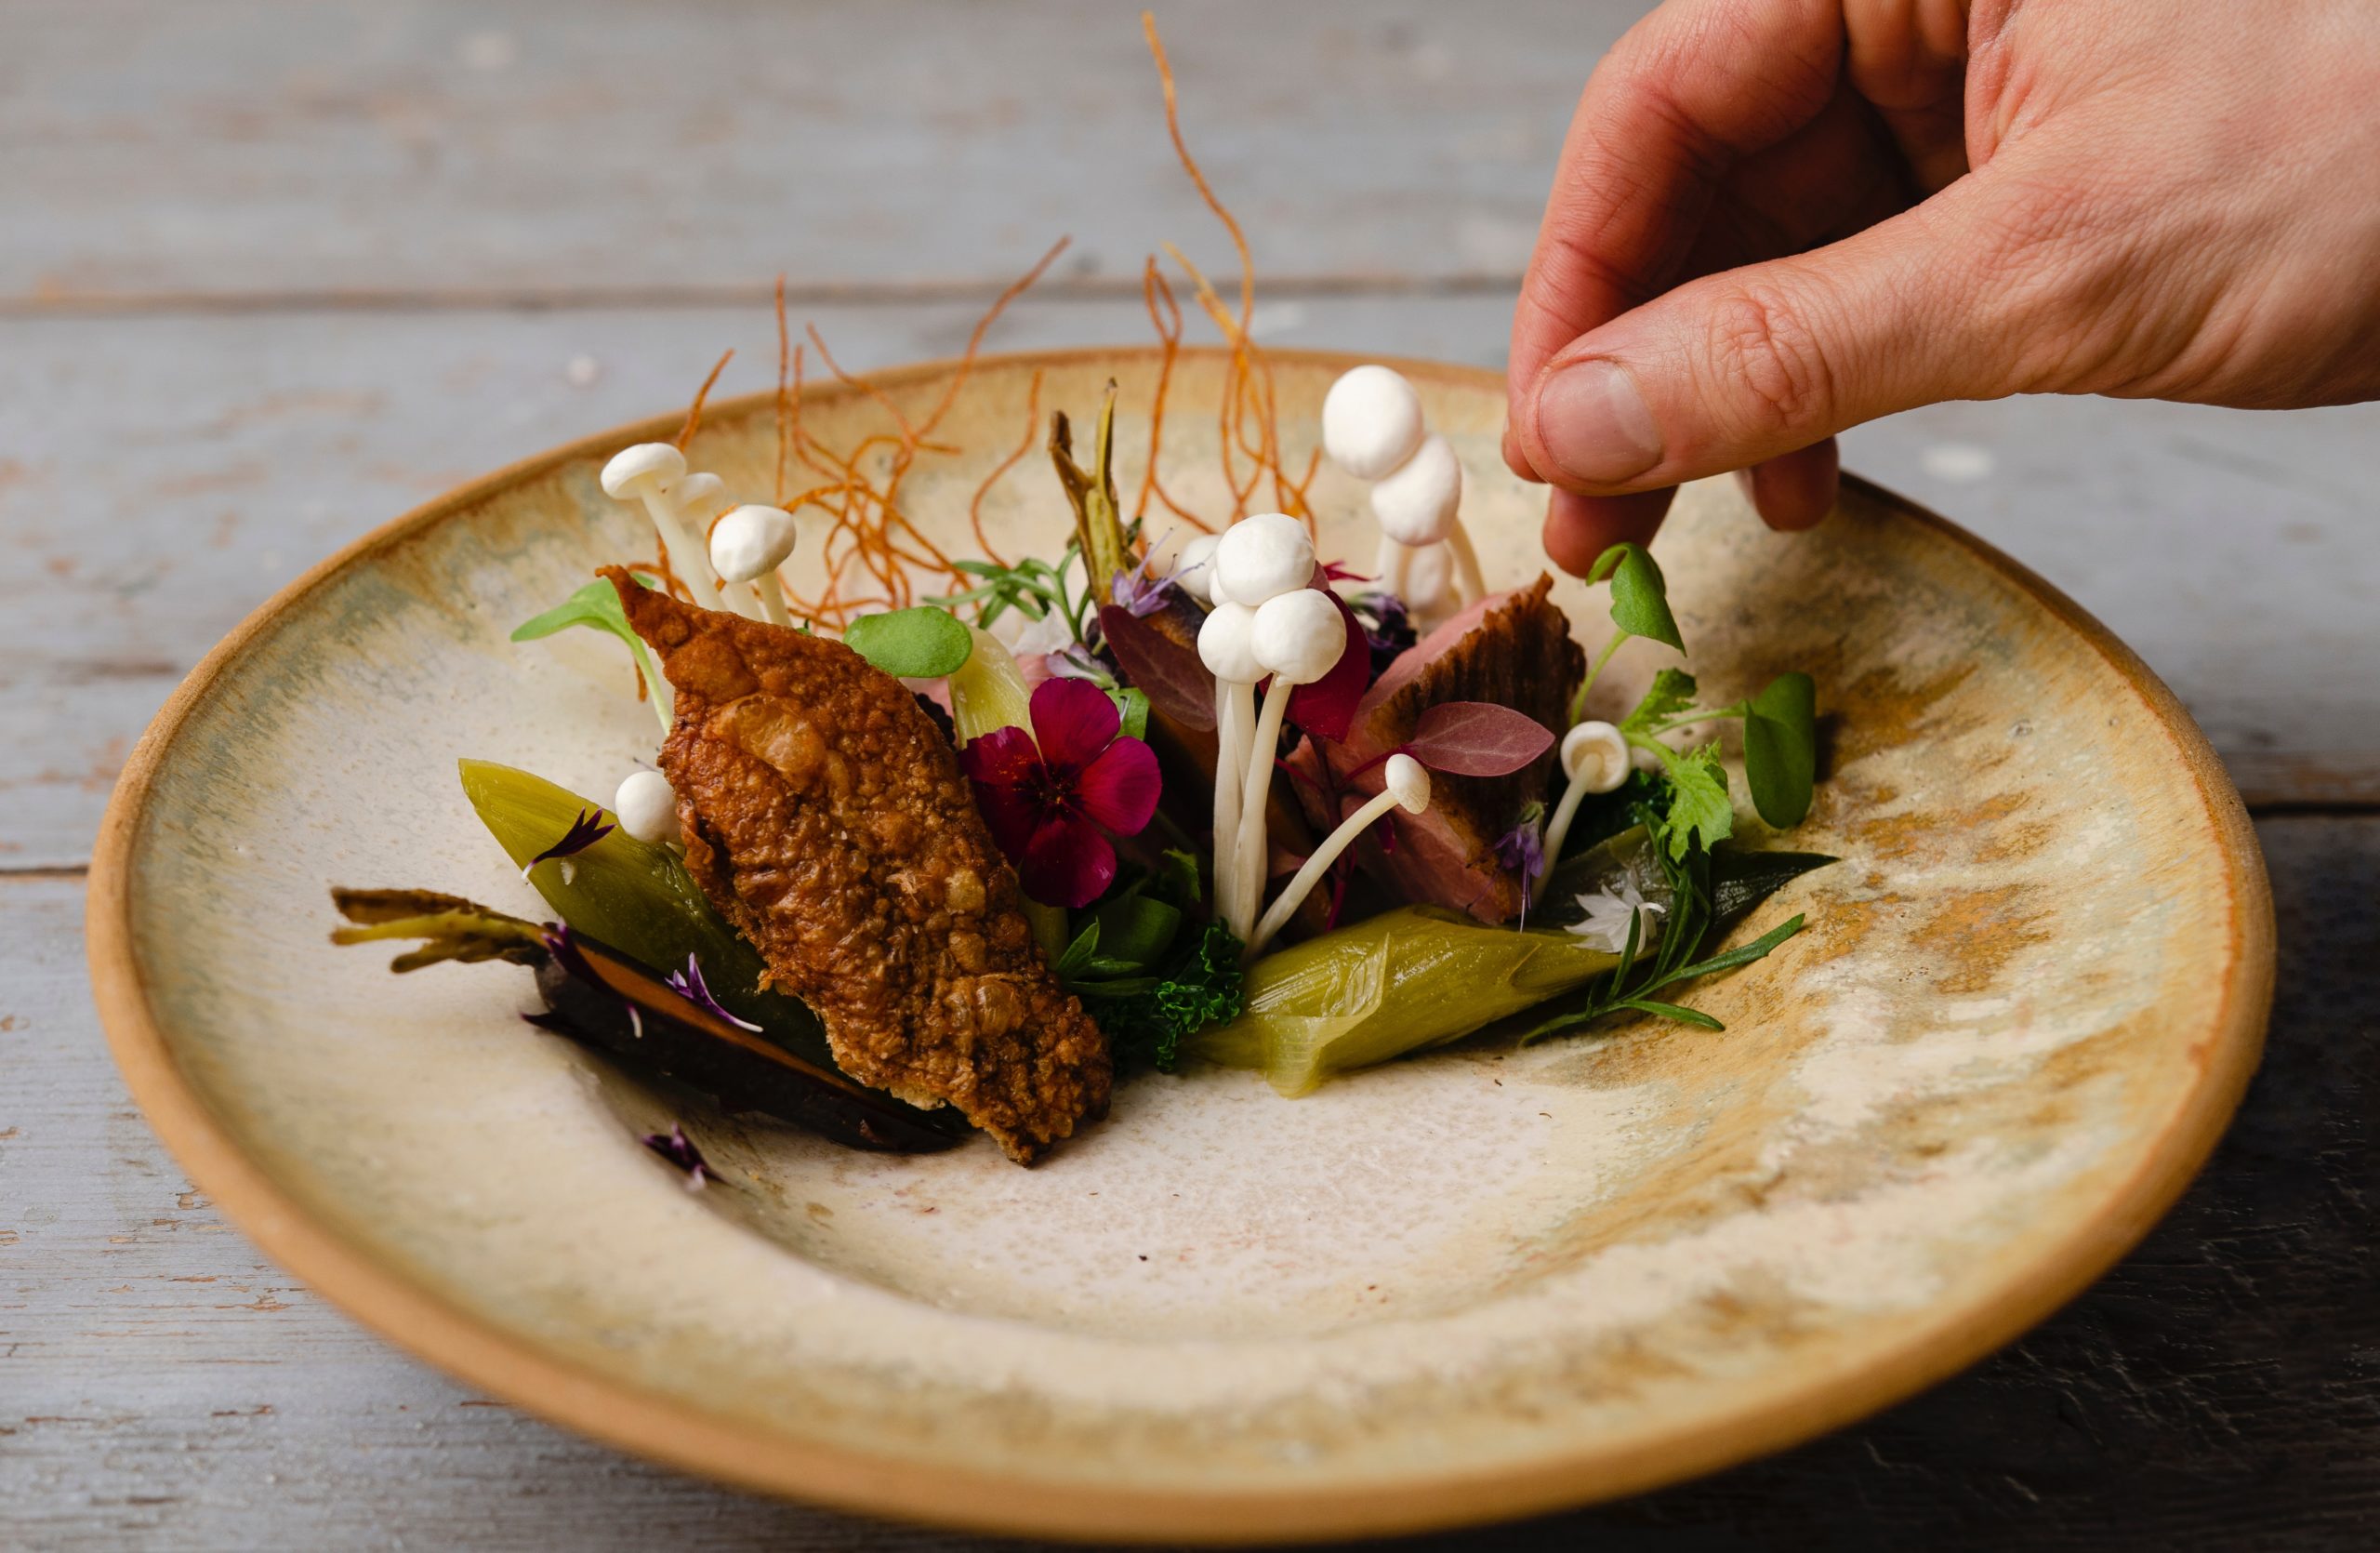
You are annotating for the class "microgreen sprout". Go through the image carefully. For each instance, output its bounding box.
[511,574,674,736]
[1567,541,1685,723]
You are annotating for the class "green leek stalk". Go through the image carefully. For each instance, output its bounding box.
[457,758,832,1062]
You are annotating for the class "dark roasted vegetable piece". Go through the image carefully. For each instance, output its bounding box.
[535,928,970,1154]
[331,889,967,1154]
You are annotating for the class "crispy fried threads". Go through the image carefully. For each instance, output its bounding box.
[607,571,1112,1164]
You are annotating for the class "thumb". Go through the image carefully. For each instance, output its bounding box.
[1512,187,2023,495]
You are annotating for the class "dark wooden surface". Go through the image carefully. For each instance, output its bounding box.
[4,3,2375,1547]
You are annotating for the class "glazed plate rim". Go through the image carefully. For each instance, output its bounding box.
[86,346,2274,1543]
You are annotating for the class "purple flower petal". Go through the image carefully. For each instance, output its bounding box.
[1020,816,1117,909]
[1028,676,1121,774]
[524,807,615,875]
[641,1122,709,1189]
[1073,736,1161,837]
[665,954,763,1032]
[958,724,1045,857]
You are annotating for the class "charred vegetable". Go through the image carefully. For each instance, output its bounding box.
[329,890,966,1153]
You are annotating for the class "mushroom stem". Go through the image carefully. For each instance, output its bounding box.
[1445,520,1487,604]
[1231,675,1297,940]
[1375,532,1414,600]
[1246,787,1402,957]
[637,490,725,612]
[1210,678,1250,930]
[752,572,794,627]
[1536,772,1595,882]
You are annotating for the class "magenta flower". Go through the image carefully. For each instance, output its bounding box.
[960,678,1161,909]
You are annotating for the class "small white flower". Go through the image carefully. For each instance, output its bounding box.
[988,606,1077,659]
[1566,880,1665,954]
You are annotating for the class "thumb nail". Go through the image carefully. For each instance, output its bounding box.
[1534,360,1663,487]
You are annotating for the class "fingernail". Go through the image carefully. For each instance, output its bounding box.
[1534,361,1663,487]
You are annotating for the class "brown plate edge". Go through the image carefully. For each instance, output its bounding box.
[84,348,2275,1545]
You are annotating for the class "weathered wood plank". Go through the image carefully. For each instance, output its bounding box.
[0,0,1633,303]
[4,300,2374,867]
[5,816,2373,1549]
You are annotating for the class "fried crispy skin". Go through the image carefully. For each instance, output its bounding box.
[606,571,1109,1163]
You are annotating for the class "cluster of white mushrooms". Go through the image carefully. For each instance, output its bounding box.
[597,441,812,848]
[1186,511,1433,955]
[1318,365,1486,616]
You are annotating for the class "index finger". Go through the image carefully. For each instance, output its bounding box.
[1505,0,1849,483]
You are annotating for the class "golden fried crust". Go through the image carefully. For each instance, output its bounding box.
[606,571,1109,1163]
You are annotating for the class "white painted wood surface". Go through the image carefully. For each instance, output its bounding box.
[5,1,2377,1547]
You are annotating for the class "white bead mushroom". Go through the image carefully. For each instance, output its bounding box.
[1320,366,1488,614]
[1172,532,1223,604]
[671,471,730,524]
[1213,511,1316,607]
[1227,585,1347,940]
[1369,432,1487,604]
[1321,365,1425,480]
[614,769,681,848]
[1197,600,1263,932]
[600,443,725,612]
[1247,753,1431,956]
[708,504,799,626]
[1536,720,1632,879]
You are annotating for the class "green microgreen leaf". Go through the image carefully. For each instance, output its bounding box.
[510,573,671,735]
[1620,669,1699,735]
[1742,671,1818,829]
[1650,741,1734,860]
[1095,894,1183,969]
[1585,542,1685,653]
[1613,998,1726,1030]
[1110,685,1151,743]
[843,606,973,679]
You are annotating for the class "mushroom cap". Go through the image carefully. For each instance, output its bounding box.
[1197,601,1264,684]
[709,504,799,583]
[1562,720,1632,793]
[1251,587,1346,684]
[614,769,681,846]
[1322,365,1426,481]
[1213,511,1315,607]
[672,471,730,519]
[1369,432,1462,545]
[1383,752,1432,814]
[601,442,687,498]
[1172,533,1223,604]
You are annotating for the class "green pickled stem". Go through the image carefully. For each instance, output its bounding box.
[456,758,832,1065]
[1194,907,1619,1096]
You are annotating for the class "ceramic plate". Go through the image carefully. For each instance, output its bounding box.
[90,348,2271,1542]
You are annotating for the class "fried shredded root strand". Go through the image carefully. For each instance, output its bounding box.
[643,24,1301,627]
[673,349,734,452]
[966,367,1043,568]
[774,275,792,505]
[1141,11,1311,532]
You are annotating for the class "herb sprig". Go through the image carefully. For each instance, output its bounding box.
[1523,810,1808,1041]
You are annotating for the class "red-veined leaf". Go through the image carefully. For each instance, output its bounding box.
[1286,592,1368,742]
[1097,604,1216,731]
[1404,700,1555,776]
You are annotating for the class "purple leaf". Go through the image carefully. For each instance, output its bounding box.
[1097,604,1217,732]
[1405,701,1556,777]
[1286,593,1369,743]
[523,806,615,875]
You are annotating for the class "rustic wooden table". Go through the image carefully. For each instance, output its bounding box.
[5,4,2374,1548]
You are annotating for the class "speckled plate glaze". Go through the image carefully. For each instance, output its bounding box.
[90,348,2272,1543]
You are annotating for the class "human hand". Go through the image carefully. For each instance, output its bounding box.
[1504,0,2380,572]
